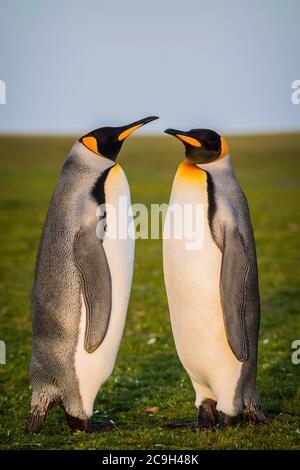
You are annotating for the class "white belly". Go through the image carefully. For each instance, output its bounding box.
[163,163,241,414]
[74,165,134,417]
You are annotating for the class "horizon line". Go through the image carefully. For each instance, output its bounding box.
[0,129,300,138]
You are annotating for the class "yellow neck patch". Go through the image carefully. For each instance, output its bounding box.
[82,136,99,155]
[177,161,207,183]
[176,134,202,147]
[118,124,142,141]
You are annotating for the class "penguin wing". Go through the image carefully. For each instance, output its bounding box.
[220,223,259,362]
[73,223,111,353]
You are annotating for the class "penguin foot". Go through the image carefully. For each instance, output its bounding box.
[65,412,115,433]
[162,399,219,430]
[198,399,219,429]
[65,413,89,432]
[218,412,240,427]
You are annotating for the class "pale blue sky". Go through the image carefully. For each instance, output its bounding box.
[0,0,299,134]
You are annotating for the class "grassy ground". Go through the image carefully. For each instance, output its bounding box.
[0,134,299,450]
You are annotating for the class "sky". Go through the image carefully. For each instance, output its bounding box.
[0,0,299,135]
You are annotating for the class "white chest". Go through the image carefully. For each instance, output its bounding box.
[74,164,134,416]
[163,164,225,375]
[163,163,221,302]
[163,161,242,413]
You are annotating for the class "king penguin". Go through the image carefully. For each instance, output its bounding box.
[26,116,159,433]
[163,127,269,427]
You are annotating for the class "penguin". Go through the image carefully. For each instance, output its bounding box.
[163,127,269,428]
[26,116,159,433]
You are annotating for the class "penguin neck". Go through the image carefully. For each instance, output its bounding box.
[69,141,116,173]
[196,154,234,177]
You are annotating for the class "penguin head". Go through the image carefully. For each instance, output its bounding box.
[79,116,159,161]
[164,128,229,164]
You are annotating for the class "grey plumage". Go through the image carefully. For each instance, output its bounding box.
[206,163,268,421]
[27,153,113,431]
[27,116,158,433]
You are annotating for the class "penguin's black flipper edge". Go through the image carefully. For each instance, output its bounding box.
[219,226,259,363]
[73,223,112,353]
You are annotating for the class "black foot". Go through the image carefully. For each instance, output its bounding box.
[65,412,114,433]
[198,399,219,428]
[219,412,240,427]
[162,399,219,430]
[65,413,89,431]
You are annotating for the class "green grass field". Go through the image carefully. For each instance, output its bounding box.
[0,134,300,450]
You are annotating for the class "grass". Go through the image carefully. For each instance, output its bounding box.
[0,133,299,450]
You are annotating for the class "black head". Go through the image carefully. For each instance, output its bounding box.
[79,116,159,161]
[164,128,229,164]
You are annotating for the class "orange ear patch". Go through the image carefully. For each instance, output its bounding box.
[118,124,142,141]
[220,136,229,158]
[82,136,99,155]
[176,134,202,147]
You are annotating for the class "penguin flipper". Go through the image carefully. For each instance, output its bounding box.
[73,223,112,353]
[219,226,259,362]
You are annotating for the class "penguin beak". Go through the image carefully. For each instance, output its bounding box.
[118,116,159,141]
[164,128,183,136]
[164,128,202,148]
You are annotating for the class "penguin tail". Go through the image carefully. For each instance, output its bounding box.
[26,407,49,434]
[244,399,271,425]
[25,379,61,434]
[25,397,56,434]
